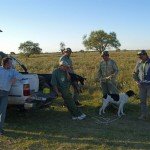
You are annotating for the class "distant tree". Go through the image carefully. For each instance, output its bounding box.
[18,41,42,57]
[60,42,66,53]
[10,52,16,55]
[0,30,2,32]
[0,51,7,57]
[79,50,84,53]
[83,30,121,53]
[0,51,7,65]
[116,49,121,52]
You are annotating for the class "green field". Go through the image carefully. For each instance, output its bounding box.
[0,51,150,150]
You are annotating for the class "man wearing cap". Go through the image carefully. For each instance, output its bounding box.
[133,50,150,120]
[0,57,23,135]
[59,48,73,72]
[51,61,86,120]
[97,51,119,96]
[59,48,81,106]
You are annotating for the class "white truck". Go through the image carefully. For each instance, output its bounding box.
[0,52,56,110]
[0,52,85,110]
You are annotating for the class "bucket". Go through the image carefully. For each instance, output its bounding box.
[43,88,50,94]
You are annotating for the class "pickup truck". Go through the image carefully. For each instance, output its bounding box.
[0,52,86,110]
[0,52,57,110]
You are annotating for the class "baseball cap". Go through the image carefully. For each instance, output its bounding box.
[64,48,72,53]
[137,50,147,55]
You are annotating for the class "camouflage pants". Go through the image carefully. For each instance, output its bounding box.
[101,80,119,96]
[61,89,82,117]
[71,82,80,102]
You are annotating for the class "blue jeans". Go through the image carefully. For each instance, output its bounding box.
[0,90,9,132]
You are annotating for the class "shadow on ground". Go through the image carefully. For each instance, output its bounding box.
[3,101,150,149]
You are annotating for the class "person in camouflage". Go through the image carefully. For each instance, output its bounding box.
[133,50,150,120]
[51,61,86,120]
[59,48,81,106]
[97,51,119,96]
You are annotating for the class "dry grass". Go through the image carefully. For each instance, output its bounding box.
[1,50,150,150]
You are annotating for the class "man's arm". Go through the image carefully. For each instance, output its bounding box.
[96,62,102,82]
[133,62,140,83]
[10,70,23,84]
[53,85,62,97]
[51,70,62,97]
[112,60,119,78]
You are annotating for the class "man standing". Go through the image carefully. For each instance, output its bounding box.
[133,50,150,120]
[97,51,119,96]
[59,48,81,106]
[51,61,86,120]
[0,57,22,135]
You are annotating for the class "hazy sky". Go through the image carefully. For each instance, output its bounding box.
[0,0,150,53]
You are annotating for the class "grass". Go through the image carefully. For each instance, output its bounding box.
[0,51,150,150]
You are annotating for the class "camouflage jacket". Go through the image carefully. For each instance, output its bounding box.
[59,55,73,73]
[133,58,150,83]
[97,58,119,82]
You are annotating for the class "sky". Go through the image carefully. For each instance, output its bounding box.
[0,0,150,54]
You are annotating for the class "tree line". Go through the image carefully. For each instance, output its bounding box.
[18,29,121,57]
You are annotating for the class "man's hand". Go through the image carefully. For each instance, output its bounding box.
[53,86,62,97]
[66,71,71,80]
[136,81,141,87]
[105,76,111,80]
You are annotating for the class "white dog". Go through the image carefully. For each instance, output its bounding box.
[99,90,135,117]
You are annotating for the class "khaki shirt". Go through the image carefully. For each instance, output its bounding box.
[59,55,72,66]
[97,58,119,82]
[59,55,73,72]
[133,58,150,83]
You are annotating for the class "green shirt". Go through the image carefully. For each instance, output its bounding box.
[51,68,71,91]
